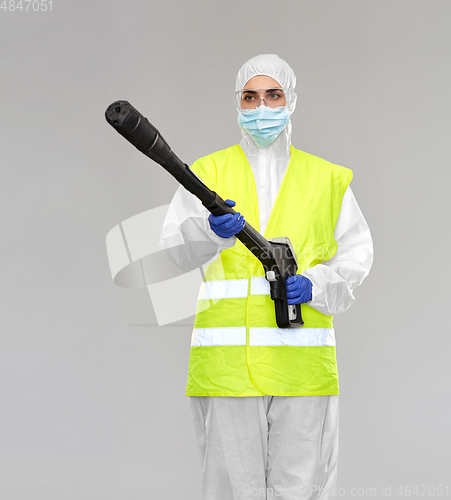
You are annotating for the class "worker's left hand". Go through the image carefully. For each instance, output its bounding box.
[286,274,313,305]
[208,199,245,239]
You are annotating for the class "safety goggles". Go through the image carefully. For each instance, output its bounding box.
[233,87,295,111]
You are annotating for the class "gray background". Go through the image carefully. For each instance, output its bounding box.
[1,0,450,498]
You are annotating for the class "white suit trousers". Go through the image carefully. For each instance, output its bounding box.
[189,395,339,500]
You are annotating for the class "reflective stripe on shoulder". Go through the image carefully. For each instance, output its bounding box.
[191,327,335,347]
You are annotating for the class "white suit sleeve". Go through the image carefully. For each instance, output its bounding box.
[159,184,236,272]
[302,185,374,315]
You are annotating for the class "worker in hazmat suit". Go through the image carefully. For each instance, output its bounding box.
[160,54,373,500]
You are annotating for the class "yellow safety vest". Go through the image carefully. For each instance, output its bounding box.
[186,144,353,396]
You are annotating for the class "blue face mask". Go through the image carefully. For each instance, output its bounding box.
[238,105,290,148]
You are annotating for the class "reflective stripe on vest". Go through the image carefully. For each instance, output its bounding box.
[191,327,336,346]
[198,276,271,299]
[186,144,353,397]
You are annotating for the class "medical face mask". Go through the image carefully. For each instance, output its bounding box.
[238,105,290,148]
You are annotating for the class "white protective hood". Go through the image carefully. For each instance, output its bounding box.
[235,54,298,234]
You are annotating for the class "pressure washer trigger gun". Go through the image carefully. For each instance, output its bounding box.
[264,237,304,327]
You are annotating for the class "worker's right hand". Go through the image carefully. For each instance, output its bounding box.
[208,199,245,238]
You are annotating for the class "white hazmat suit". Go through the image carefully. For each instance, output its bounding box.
[160,54,373,500]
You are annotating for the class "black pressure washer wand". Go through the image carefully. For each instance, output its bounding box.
[105,100,303,328]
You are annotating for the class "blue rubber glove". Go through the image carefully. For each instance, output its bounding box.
[208,199,245,239]
[286,274,313,305]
